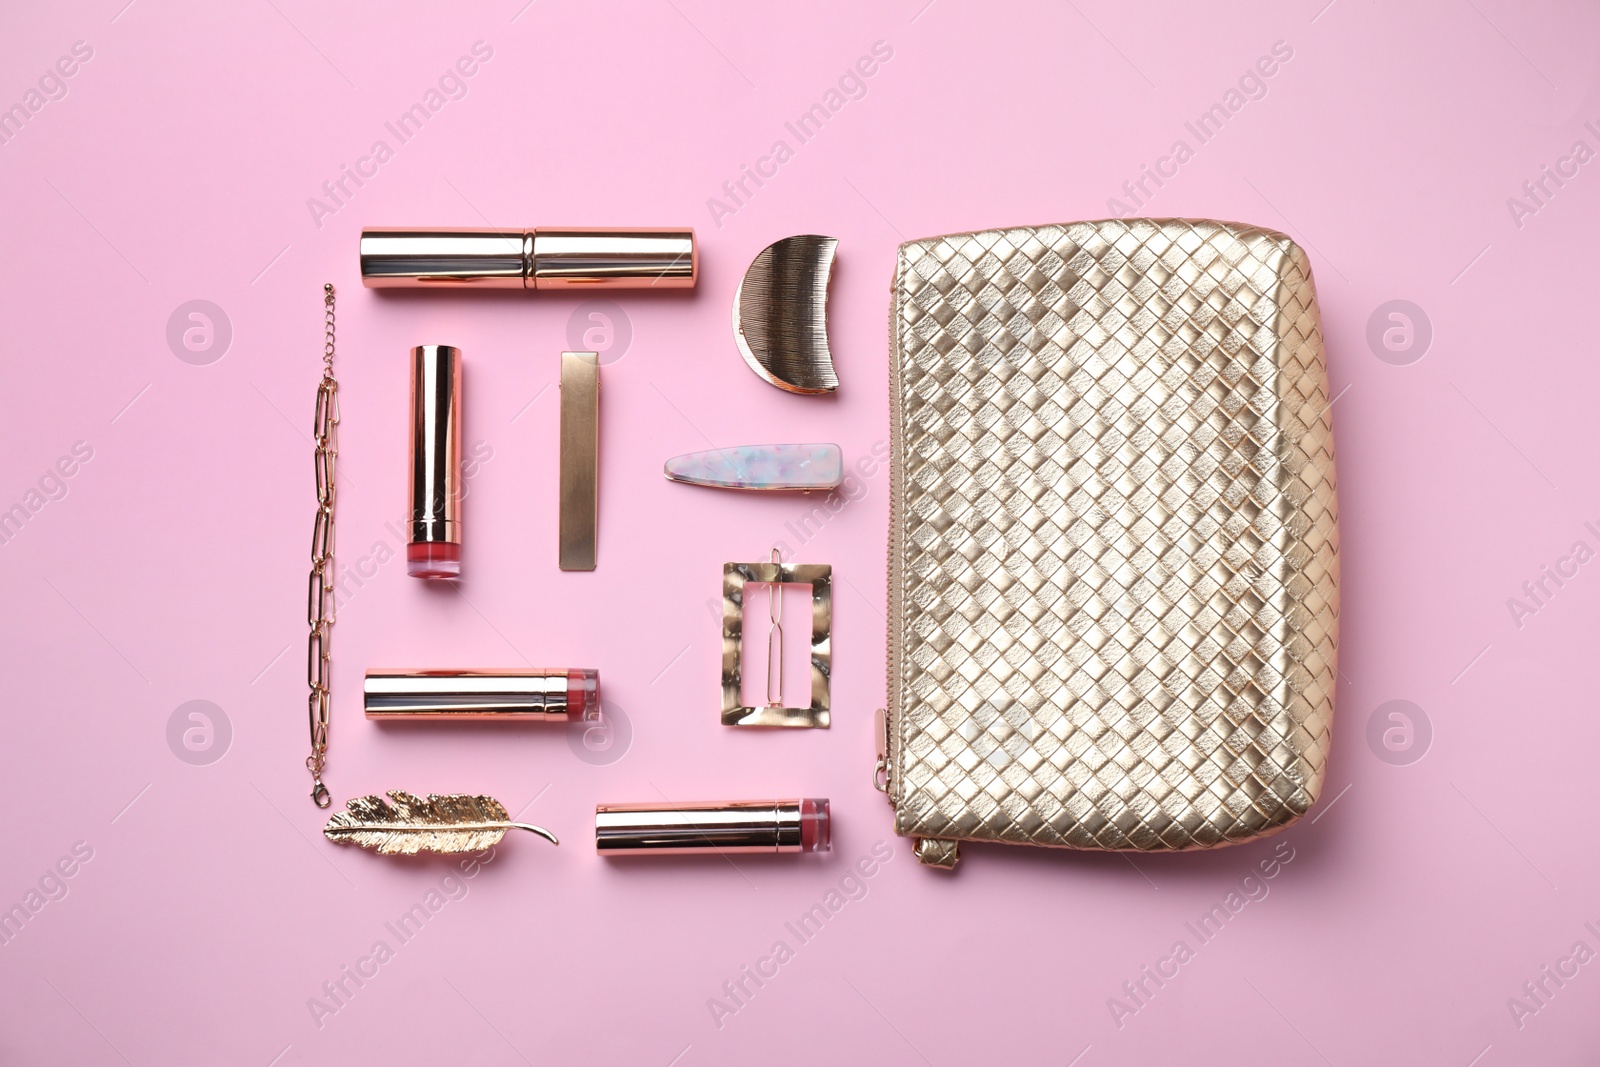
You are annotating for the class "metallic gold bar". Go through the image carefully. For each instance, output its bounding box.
[595,800,830,855]
[364,668,599,721]
[559,352,600,571]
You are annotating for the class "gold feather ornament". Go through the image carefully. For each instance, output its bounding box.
[323,791,559,855]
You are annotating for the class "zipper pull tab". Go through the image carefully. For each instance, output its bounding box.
[873,707,890,794]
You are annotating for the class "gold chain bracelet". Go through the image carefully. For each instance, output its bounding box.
[307,283,339,807]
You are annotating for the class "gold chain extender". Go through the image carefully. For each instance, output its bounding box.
[307,283,339,808]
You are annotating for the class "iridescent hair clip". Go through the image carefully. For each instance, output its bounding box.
[664,443,842,492]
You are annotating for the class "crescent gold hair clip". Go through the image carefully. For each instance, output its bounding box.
[732,235,839,394]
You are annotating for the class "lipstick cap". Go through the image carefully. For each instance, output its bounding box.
[530,229,697,290]
[362,229,528,288]
[360,228,696,289]
[595,799,830,855]
[364,669,601,721]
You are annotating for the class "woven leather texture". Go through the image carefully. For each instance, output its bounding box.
[888,218,1338,854]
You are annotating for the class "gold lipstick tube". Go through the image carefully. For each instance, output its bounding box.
[365,668,600,721]
[595,799,830,856]
[407,345,462,579]
[359,227,697,289]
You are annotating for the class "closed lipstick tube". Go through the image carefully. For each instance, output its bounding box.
[595,799,830,856]
[408,345,462,578]
[360,227,697,290]
[365,668,600,721]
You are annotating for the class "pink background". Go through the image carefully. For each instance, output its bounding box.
[3,1,1598,1063]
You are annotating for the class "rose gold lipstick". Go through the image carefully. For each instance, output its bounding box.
[595,799,830,856]
[359,227,697,289]
[364,668,600,721]
[407,345,462,578]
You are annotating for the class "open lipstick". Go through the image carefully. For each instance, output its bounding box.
[407,344,462,578]
[595,799,830,856]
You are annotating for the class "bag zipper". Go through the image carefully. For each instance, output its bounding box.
[878,243,908,808]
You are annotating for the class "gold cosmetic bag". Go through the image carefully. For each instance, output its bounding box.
[880,218,1339,869]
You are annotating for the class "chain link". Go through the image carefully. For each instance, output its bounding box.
[306,283,339,808]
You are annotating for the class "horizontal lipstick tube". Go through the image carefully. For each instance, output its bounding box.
[595,799,830,856]
[365,668,599,721]
[359,227,697,290]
